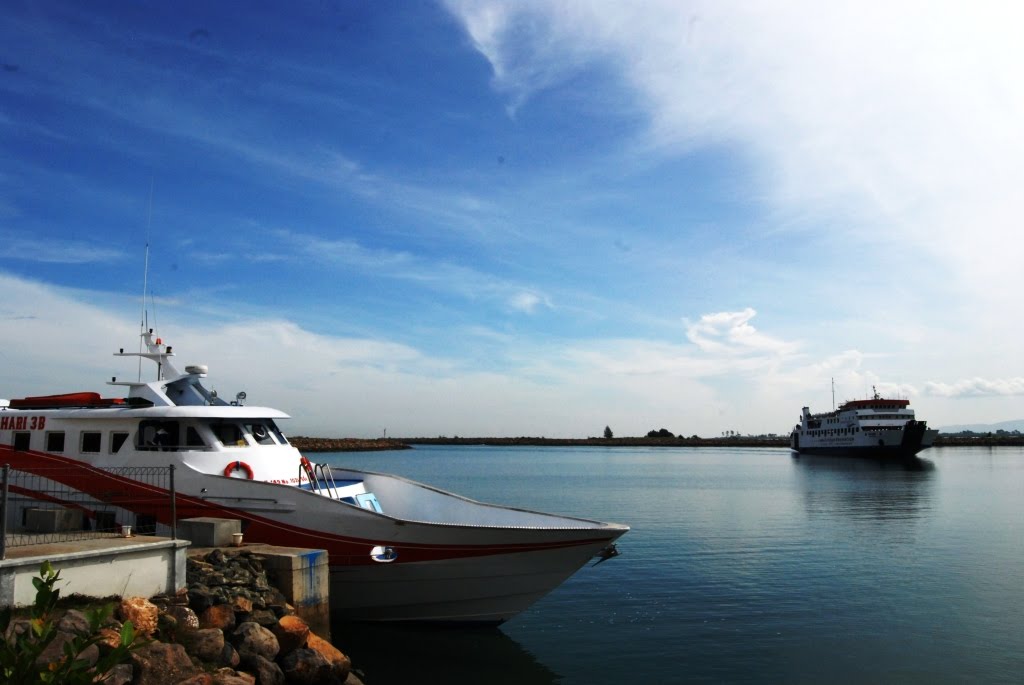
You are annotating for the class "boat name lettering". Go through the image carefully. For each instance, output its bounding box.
[0,415,45,431]
[267,478,300,485]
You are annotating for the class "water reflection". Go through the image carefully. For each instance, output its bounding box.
[791,452,936,523]
[332,621,560,685]
[792,451,936,473]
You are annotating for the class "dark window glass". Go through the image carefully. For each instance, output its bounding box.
[186,426,205,447]
[81,432,101,453]
[13,432,30,450]
[111,432,129,453]
[46,432,65,452]
[213,423,243,446]
[137,420,179,451]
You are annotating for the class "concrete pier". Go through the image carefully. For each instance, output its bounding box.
[1,516,331,641]
[0,536,189,606]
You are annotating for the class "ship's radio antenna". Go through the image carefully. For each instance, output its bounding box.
[138,178,154,382]
[831,377,835,411]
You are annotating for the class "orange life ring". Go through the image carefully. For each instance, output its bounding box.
[224,460,254,479]
[300,456,315,479]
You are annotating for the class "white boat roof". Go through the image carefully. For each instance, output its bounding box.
[17,405,291,420]
[5,331,290,422]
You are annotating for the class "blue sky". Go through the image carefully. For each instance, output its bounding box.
[2,1,1023,437]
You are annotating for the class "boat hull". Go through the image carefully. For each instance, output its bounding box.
[327,540,613,623]
[790,425,938,458]
[0,446,626,623]
[791,444,930,459]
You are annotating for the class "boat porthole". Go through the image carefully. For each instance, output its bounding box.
[224,460,254,479]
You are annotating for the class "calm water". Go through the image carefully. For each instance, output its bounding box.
[324,446,1024,684]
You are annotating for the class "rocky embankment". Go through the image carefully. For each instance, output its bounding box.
[294,434,1024,449]
[401,436,791,447]
[11,549,360,685]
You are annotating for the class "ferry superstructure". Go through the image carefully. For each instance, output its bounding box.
[0,330,627,623]
[790,388,938,457]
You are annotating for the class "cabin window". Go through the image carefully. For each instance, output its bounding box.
[46,432,65,452]
[138,421,180,451]
[110,432,129,453]
[81,432,101,453]
[270,421,287,443]
[212,422,244,447]
[185,426,206,448]
[12,432,30,451]
[247,423,275,445]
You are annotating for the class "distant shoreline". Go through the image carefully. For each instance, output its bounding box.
[289,435,1024,452]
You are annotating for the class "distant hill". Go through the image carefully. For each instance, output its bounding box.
[939,419,1024,433]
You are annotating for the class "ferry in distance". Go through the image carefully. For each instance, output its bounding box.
[790,387,938,458]
[0,329,627,623]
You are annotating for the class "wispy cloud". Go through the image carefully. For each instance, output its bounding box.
[442,1,1024,297]
[0,231,124,264]
[926,378,1024,398]
[0,9,515,248]
[264,228,553,314]
[508,291,550,314]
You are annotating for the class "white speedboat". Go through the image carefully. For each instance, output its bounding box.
[0,330,627,623]
[790,387,938,458]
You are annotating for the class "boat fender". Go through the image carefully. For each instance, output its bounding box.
[224,460,254,479]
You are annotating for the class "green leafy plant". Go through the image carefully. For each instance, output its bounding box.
[0,560,140,684]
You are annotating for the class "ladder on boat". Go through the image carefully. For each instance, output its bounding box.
[300,459,341,500]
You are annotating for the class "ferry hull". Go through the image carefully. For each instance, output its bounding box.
[790,425,938,458]
[791,389,938,459]
[791,444,931,459]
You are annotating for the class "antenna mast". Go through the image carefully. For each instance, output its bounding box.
[831,377,835,411]
[138,179,154,381]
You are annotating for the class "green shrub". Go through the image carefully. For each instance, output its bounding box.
[0,560,139,684]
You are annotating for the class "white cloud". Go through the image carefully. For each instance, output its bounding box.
[684,308,798,357]
[926,378,1024,398]
[0,272,1018,438]
[442,0,1024,305]
[508,291,550,314]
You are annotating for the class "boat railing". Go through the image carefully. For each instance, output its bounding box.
[0,463,178,559]
[300,460,342,500]
[314,462,341,500]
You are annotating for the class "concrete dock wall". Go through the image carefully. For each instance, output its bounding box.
[0,538,189,607]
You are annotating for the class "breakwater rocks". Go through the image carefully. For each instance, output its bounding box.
[291,434,1024,452]
[289,436,410,452]
[12,550,361,685]
[178,547,361,684]
[402,436,791,448]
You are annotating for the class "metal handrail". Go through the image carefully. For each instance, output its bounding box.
[314,462,340,500]
[0,463,176,555]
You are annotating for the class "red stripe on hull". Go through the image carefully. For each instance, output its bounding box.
[0,447,617,566]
